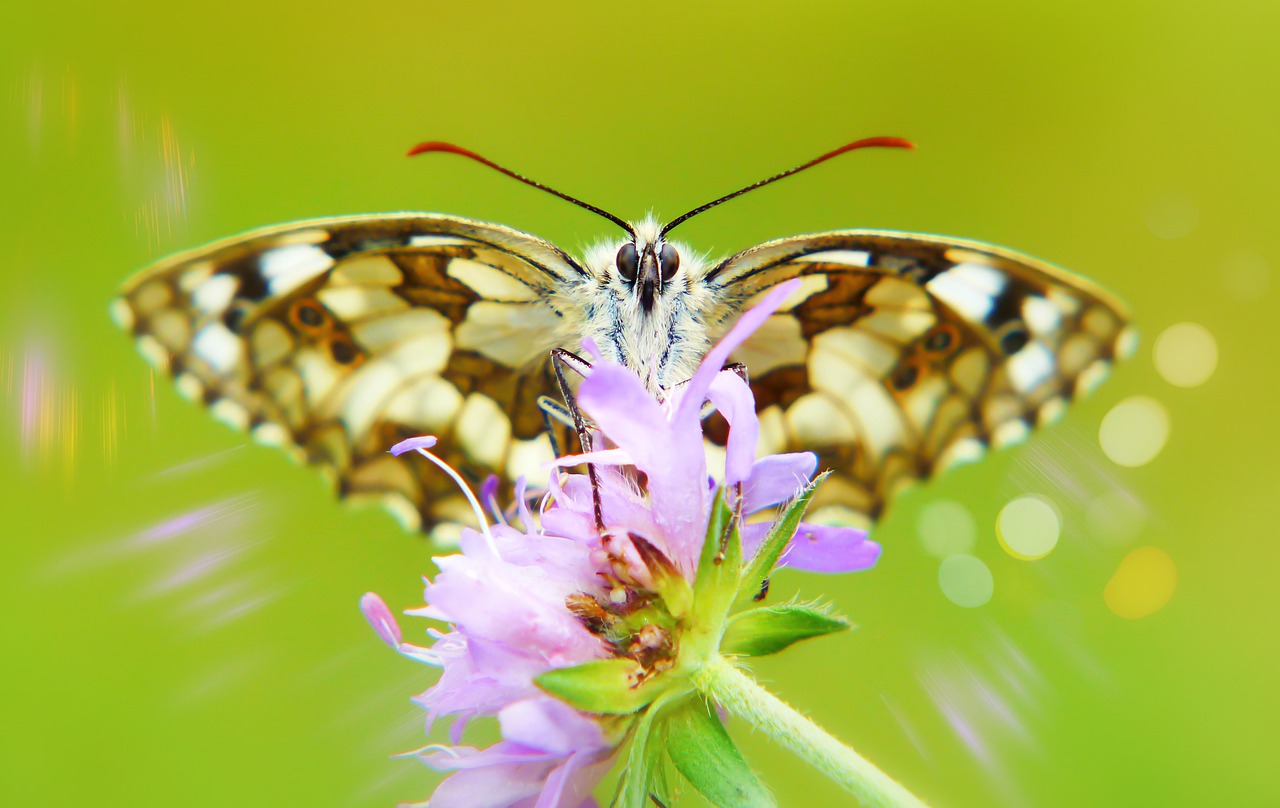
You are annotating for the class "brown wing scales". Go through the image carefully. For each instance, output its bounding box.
[114,214,579,535]
[715,231,1133,527]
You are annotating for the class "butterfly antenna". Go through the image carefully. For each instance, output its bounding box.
[409,141,636,238]
[659,136,915,237]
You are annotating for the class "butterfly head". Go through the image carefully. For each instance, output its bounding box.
[612,218,684,313]
[575,218,717,390]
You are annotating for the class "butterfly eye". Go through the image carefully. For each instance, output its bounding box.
[616,242,639,282]
[659,243,680,282]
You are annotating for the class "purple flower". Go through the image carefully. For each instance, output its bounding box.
[407,698,613,808]
[362,279,882,807]
[565,280,878,577]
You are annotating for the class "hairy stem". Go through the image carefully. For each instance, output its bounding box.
[697,658,929,808]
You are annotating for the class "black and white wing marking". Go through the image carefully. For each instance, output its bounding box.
[709,230,1135,526]
[113,213,583,533]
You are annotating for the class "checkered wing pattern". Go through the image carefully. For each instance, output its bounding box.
[710,230,1134,526]
[114,213,583,534]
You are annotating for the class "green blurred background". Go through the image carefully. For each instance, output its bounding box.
[3,1,1277,805]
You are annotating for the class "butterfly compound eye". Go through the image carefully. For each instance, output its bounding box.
[659,242,680,282]
[616,242,639,282]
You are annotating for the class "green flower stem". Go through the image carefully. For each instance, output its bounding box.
[697,657,930,808]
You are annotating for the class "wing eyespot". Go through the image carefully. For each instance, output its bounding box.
[327,334,362,366]
[713,229,1128,534]
[891,363,920,390]
[997,323,1030,355]
[922,324,958,354]
[290,299,330,332]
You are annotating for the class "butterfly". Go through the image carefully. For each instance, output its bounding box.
[113,138,1133,542]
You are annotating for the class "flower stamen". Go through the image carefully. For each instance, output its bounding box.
[390,436,498,557]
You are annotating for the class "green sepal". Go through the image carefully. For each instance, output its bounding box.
[615,691,682,808]
[691,488,743,637]
[736,471,829,606]
[665,696,775,808]
[691,486,747,655]
[629,533,693,620]
[720,600,852,657]
[534,658,662,715]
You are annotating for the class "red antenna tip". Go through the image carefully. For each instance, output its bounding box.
[403,139,636,236]
[830,136,916,157]
[407,141,475,158]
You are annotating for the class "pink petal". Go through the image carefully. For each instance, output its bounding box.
[576,364,669,470]
[705,370,759,487]
[418,740,555,771]
[579,337,602,362]
[577,363,707,569]
[514,475,536,534]
[416,635,547,731]
[673,279,802,425]
[537,749,614,808]
[499,698,607,755]
[742,453,817,513]
[423,744,558,808]
[783,523,881,572]
[480,475,505,524]
[359,592,402,648]
[544,448,635,469]
[425,542,603,663]
[741,520,880,573]
[390,435,438,456]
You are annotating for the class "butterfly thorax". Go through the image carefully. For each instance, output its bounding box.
[572,218,728,394]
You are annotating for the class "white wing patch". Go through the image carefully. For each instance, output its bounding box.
[710,229,1131,524]
[730,315,808,375]
[455,301,562,367]
[191,322,242,373]
[260,244,334,294]
[317,286,408,320]
[794,249,870,266]
[447,257,542,301]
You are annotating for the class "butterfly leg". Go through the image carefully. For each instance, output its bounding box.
[537,395,574,458]
[549,348,605,532]
[537,395,600,455]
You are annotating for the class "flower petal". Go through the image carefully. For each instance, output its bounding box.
[514,475,535,534]
[499,697,608,756]
[782,523,881,572]
[741,520,880,572]
[576,363,672,472]
[674,278,802,426]
[544,448,635,469]
[425,540,604,664]
[480,474,505,524]
[577,363,707,570]
[742,453,817,513]
[421,742,559,808]
[359,592,402,648]
[705,370,759,488]
[416,635,549,730]
[418,740,556,771]
[537,748,615,808]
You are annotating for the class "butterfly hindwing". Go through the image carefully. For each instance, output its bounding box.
[710,230,1134,526]
[113,213,583,533]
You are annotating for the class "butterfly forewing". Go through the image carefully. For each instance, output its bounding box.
[113,214,583,533]
[712,231,1134,526]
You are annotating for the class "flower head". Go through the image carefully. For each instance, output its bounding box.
[362,280,893,808]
